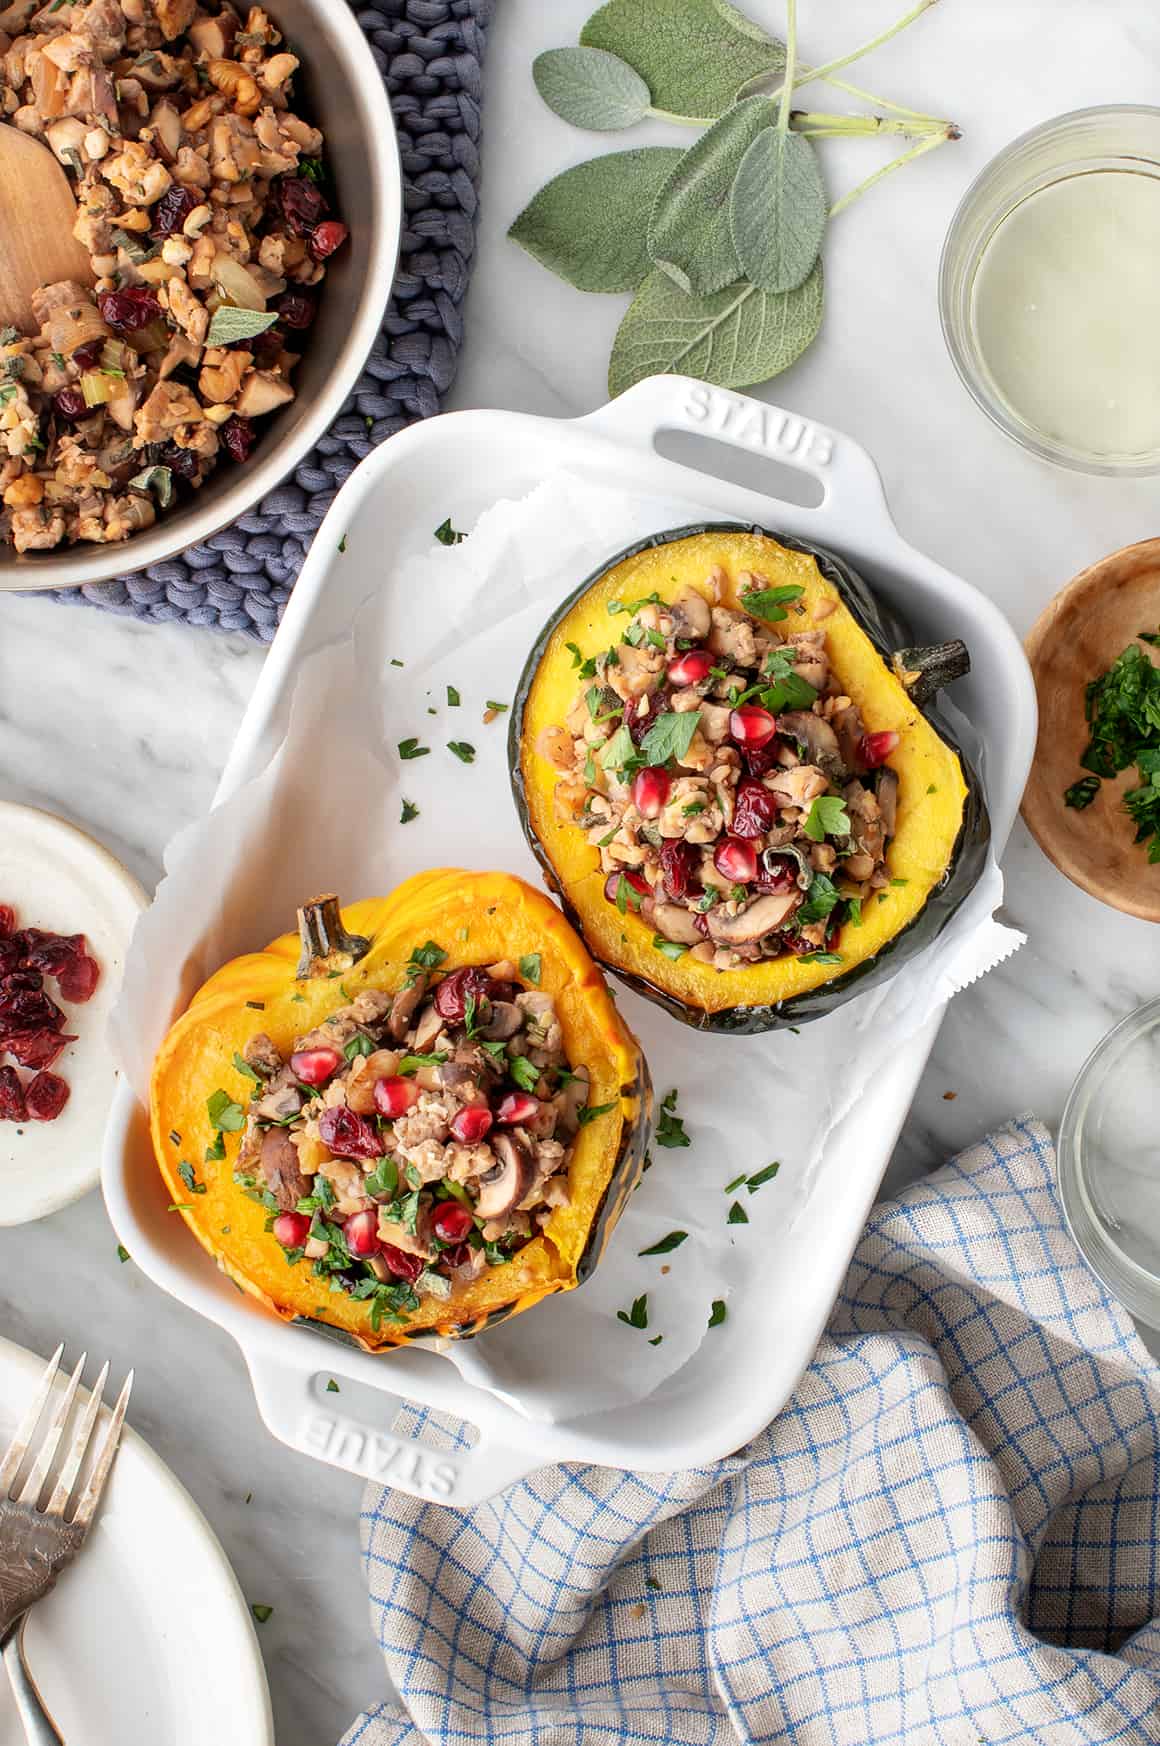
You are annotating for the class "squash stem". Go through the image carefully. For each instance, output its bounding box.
[295,894,371,979]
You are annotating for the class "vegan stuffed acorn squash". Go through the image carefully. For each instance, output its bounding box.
[511,525,989,1031]
[149,872,651,1350]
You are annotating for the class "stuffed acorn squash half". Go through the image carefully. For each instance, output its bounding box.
[511,525,989,1031]
[150,873,651,1350]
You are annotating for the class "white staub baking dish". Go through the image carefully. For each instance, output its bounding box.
[102,376,1036,1507]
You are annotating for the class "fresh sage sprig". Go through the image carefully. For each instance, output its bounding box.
[509,0,957,397]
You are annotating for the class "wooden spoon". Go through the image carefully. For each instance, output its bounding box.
[1022,537,1160,923]
[0,125,94,333]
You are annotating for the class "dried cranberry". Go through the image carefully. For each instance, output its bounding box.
[22,932,86,974]
[25,1072,69,1121]
[250,328,284,370]
[754,854,799,895]
[277,175,326,236]
[274,289,317,330]
[151,183,198,238]
[0,970,42,997]
[440,1241,473,1270]
[0,1065,27,1122]
[743,743,783,778]
[0,941,21,976]
[72,339,104,371]
[380,1243,423,1283]
[98,287,162,333]
[0,989,64,1031]
[1,1028,75,1070]
[0,907,12,937]
[221,416,256,463]
[57,955,100,1004]
[54,387,88,421]
[162,440,199,481]
[659,840,700,902]
[732,779,781,839]
[309,219,348,260]
[317,1105,381,1160]
[434,967,493,1025]
[627,688,666,746]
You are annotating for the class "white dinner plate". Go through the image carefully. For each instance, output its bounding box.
[0,1336,273,1744]
[0,804,146,1223]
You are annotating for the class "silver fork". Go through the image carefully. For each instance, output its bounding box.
[0,1345,133,1745]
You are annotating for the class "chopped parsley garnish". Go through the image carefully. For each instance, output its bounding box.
[232,1051,262,1086]
[397,737,429,760]
[608,591,664,617]
[448,740,476,763]
[577,1099,617,1126]
[400,798,420,823]
[407,940,446,981]
[365,1157,399,1198]
[1063,775,1100,810]
[117,1244,130,1264]
[250,1605,273,1624]
[708,1300,727,1328]
[598,724,642,775]
[326,1379,340,1393]
[656,1088,689,1149]
[485,699,509,714]
[446,684,460,707]
[508,1054,540,1093]
[639,709,701,767]
[724,1172,747,1193]
[802,795,851,842]
[178,1160,207,1195]
[518,952,541,984]
[398,1050,449,1074]
[207,1088,245,1132]
[845,896,863,927]
[566,641,598,678]
[652,935,688,960]
[616,1292,649,1329]
[434,517,465,545]
[798,951,843,965]
[796,874,840,924]
[343,1033,375,1061]
[727,1201,749,1225]
[746,1161,780,1192]
[1065,640,1160,860]
[638,1230,688,1256]
[740,582,804,622]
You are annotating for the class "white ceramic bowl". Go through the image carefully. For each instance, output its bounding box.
[1,0,401,592]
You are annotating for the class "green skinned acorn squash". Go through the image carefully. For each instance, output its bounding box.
[510,525,990,1032]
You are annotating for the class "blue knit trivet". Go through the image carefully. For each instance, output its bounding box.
[35,0,493,642]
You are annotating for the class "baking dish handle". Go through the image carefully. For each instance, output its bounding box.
[243,1348,542,1508]
[578,373,894,533]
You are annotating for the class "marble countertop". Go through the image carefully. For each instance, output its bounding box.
[3,2,1160,1740]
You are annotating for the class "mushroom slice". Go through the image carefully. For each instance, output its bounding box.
[475,1132,534,1221]
[551,1063,590,1139]
[669,585,711,640]
[479,1000,523,1041]
[877,767,899,840]
[387,972,427,1041]
[253,1083,303,1123]
[410,1002,445,1054]
[706,892,801,946]
[258,1125,309,1212]
[778,711,847,784]
[651,902,703,946]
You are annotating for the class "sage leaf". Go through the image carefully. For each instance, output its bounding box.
[128,464,174,509]
[532,46,650,132]
[509,148,683,294]
[730,127,827,293]
[608,259,823,397]
[649,96,776,295]
[204,306,278,347]
[581,0,784,122]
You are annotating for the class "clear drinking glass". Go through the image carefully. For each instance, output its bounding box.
[939,106,1160,475]
[1058,997,1160,1326]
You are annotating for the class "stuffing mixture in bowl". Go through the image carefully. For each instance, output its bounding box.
[0,0,346,552]
[232,957,591,1326]
[539,569,902,970]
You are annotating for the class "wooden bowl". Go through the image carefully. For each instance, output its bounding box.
[1022,538,1160,922]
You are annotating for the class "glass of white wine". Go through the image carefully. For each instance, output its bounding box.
[940,107,1160,474]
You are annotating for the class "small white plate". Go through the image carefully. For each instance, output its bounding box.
[0,804,145,1224]
[0,1336,274,1745]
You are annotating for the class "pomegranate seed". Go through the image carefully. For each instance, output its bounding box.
[496,1091,539,1125]
[272,1211,310,1249]
[631,766,671,819]
[54,387,87,421]
[25,1072,69,1120]
[667,648,714,687]
[714,838,757,883]
[318,1106,382,1159]
[731,778,781,839]
[434,967,492,1024]
[627,688,666,746]
[221,416,256,463]
[860,730,900,769]
[98,287,162,333]
[0,1065,27,1121]
[56,954,99,1003]
[277,175,326,236]
[373,1075,419,1119]
[309,219,348,260]
[344,1209,381,1258]
[380,1243,423,1282]
[0,907,13,937]
[730,705,778,749]
[659,839,700,901]
[274,289,317,330]
[603,869,649,906]
[450,1105,493,1144]
[290,1045,342,1086]
[432,1201,473,1243]
[151,183,198,238]
[1,1028,75,1070]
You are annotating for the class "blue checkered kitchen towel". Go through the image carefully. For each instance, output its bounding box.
[343,1118,1160,1746]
